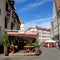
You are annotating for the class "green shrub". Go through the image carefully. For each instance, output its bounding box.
[31,43,40,48]
[26,41,40,48]
[3,32,10,48]
[26,41,32,46]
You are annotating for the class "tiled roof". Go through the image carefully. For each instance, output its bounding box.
[36,26,50,31]
[27,26,50,31]
[55,0,60,11]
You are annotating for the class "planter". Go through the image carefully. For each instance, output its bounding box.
[4,47,9,56]
[9,45,14,54]
[35,48,40,54]
[3,32,10,56]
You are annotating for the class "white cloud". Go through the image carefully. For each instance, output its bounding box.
[20,0,52,11]
[14,0,26,3]
[25,16,52,29]
[32,15,43,19]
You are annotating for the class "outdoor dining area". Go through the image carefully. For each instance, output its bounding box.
[23,45,35,53]
[8,36,40,56]
[3,30,40,56]
[43,40,58,48]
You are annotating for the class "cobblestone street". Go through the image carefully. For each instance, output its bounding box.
[0,47,60,60]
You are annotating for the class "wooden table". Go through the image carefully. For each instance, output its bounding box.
[24,46,34,52]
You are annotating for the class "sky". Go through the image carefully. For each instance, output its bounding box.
[14,0,53,29]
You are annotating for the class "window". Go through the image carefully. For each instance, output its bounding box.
[11,22,13,30]
[0,27,1,33]
[5,17,7,29]
[17,24,20,30]
[13,20,16,27]
[6,2,8,11]
[0,9,1,15]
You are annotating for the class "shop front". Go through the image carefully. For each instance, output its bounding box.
[6,30,40,56]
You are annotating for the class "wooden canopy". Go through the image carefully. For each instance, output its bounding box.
[7,31,38,41]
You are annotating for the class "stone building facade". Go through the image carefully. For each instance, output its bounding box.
[51,0,60,43]
[27,26,51,44]
[0,0,20,34]
[0,0,20,45]
[36,26,51,44]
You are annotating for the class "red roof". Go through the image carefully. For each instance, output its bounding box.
[36,26,50,31]
[7,32,19,35]
[7,31,38,41]
[7,31,38,36]
[25,31,38,35]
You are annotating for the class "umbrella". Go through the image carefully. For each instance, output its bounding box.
[45,40,56,43]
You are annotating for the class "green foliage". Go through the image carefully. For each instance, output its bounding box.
[3,32,10,48]
[31,43,40,48]
[26,41,32,46]
[26,41,40,48]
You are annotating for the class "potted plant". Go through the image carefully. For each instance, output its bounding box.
[3,32,10,56]
[9,42,15,54]
[31,43,40,55]
[26,42,40,55]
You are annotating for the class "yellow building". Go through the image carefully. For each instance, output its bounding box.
[19,20,24,30]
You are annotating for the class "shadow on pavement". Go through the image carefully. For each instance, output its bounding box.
[35,50,42,56]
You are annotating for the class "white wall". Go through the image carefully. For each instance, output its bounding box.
[38,30,51,43]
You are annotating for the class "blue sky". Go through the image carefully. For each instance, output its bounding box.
[14,0,53,29]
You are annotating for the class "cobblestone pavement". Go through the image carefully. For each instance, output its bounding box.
[0,47,60,60]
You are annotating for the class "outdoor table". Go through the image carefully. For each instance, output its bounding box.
[24,46,34,52]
